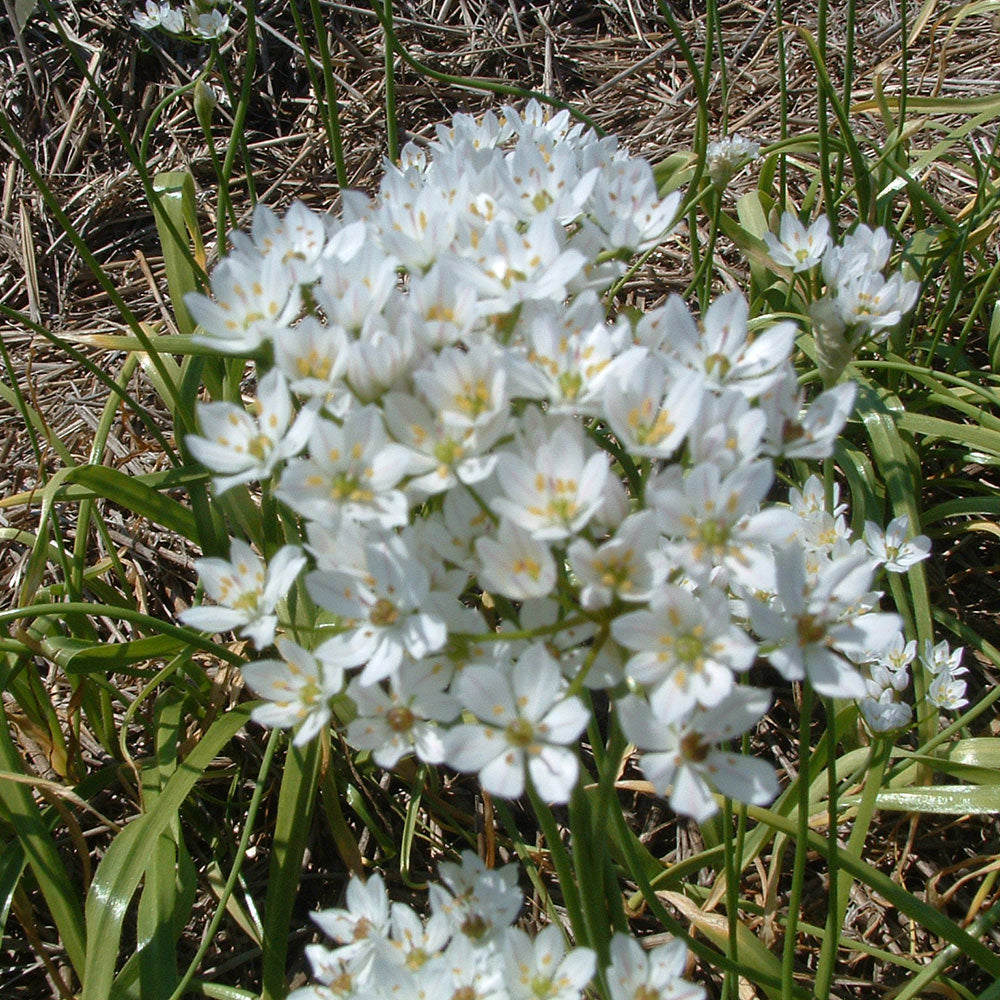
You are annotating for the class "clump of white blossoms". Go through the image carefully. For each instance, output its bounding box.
[289,853,703,1000]
[177,102,951,821]
[763,211,921,384]
[131,0,230,38]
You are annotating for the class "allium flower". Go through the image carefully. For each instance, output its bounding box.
[612,585,756,722]
[859,691,912,734]
[188,5,229,38]
[662,292,795,398]
[186,369,315,494]
[605,933,704,1000]
[242,638,346,745]
[345,658,458,766]
[922,639,969,710]
[617,688,778,823]
[276,406,410,528]
[602,349,704,458]
[179,540,305,649]
[186,253,300,354]
[492,419,609,541]
[745,544,900,699]
[503,925,596,1000]
[311,874,392,971]
[429,851,522,943]
[131,1,166,29]
[307,530,450,685]
[475,517,557,600]
[567,511,668,609]
[764,213,831,272]
[864,515,931,572]
[445,644,589,802]
[706,133,760,188]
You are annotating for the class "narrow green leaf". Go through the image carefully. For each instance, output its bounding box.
[260,739,323,1000]
[873,785,1000,814]
[83,707,251,1000]
[0,707,86,977]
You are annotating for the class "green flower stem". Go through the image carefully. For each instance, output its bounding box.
[167,728,281,1000]
[781,683,813,1000]
[375,0,400,162]
[813,697,853,999]
[526,778,588,947]
[721,798,737,1000]
[303,0,348,188]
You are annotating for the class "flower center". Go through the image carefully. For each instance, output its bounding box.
[505,718,535,747]
[370,598,399,627]
[386,706,415,733]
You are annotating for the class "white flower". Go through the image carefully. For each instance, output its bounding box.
[706,133,760,188]
[921,639,966,677]
[186,252,300,354]
[446,644,589,803]
[307,529,449,685]
[764,213,830,272]
[179,540,305,649]
[927,671,969,711]
[567,511,668,609]
[345,658,458,767]
[612,585,756,722]
[311,874,392,971]
[745,544,900,699]
[429,851,522,943]
[242,638,346,745]
[650,458,798,586]
[186,368,314,494]
[662,292,795,398]
[503,925,595,1000]
[492,419,609,541]
[475,517,557,601]
[859,691,912,734]
[276,406,410,528]
[864,515,931,572]
[188,6,229,38]
[605,933,704,1000]
[273,316,349,403]
[617,688,778,823]
[602,349,704,458]
[131,1,164,29]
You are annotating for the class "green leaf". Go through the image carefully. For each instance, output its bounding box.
[61,465,199,541]
[873,785,1000,815]
[151,171,206,337]
[0,706,86,977]
[260,739,323,1000]
[82,707,251,1000]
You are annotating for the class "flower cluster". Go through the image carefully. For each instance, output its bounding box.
[289,853,703,1000]
[132,0,229,39]
[178,103,946,819]
[764,212,921,384]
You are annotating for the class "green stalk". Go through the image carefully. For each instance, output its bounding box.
[376,0,400,162]
[167,729,280,1000]
[812,698,853,998]
[775,0,788,204]
[721,798,737,1000]
[526,779,588,946]
[299,0,348,188]
[782,683,813,1000]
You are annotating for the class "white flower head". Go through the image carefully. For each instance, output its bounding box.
[706,133,761,188]
[186,368,315,494]
[503,924,596,1000]
[243,638,345,746]
[446,644,589,803]
[618,688,778,823]
[605,933,704,1000]
[864,515,931,573]
[180,540,305,649]
[764,213,831,272]
[429,851,522,944]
